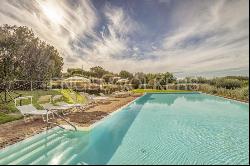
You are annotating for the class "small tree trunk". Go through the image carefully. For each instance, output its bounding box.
[30,81,33,91]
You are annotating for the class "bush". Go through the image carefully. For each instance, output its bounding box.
[239,86,249,100]
[211,78,243,89]
[199,84,249,101]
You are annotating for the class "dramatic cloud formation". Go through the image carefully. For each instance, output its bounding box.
[0,0,249,77]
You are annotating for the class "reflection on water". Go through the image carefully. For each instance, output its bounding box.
[146,94,180,106]
[134,93,154,105]
[70,96,148,165]
[142,93,236,107]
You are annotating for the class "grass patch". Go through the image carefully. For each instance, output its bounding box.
[132,89,193,93]
[0,90,63,112]
[0,113,23,124]
[0,89,87,124]
[56,89,86,104]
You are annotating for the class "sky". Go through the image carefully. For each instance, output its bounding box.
[0,0,249,78]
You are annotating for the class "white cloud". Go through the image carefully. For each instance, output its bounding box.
[146,0,249,76]
[0,0,98,69]
[0,0,248,77]
[99,0,249,77]
[104,4,139,35]
[79,4,139,65]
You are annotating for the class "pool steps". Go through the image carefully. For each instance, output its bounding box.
[0,128,66,164]
[55,137,90,165]
[64,141,91,165]
[0,128,63,159]
[2,134,63,164]
[29,138,73,165]
[0,128,91,165]
[32,133,89,165]
[9,135,64,165]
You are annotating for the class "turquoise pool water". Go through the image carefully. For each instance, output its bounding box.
[0,93,249,165]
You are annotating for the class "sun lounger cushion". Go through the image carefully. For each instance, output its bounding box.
[16,104,49,115]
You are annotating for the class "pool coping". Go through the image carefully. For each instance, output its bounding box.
[74,94,146,131]
[142,92,201,94]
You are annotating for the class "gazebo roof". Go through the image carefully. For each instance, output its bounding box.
[64,76,91,83]
[117,78,129,83]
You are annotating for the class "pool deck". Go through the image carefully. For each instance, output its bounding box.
[0,92,247,149]
[0,95,141,149]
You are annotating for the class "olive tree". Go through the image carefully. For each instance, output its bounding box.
[0,25,63,82]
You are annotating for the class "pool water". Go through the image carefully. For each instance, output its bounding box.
[0,93,249,165]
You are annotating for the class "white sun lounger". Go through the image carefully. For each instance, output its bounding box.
[89,94,110,104]
[99,93,107,97]
[52,94,88,111]
[111,92,128,98]
[15,96,54,122]
[99,93,111,99]
[40,103,73,115]
[52,95,64,102]
[56,102,88,111]
[39,95,74,110]
[41,103,72,110]
[93,96,110,102]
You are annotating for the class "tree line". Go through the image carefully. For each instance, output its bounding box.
[65,66,177,88]
[180,76,249,90]
[65,67,249,90]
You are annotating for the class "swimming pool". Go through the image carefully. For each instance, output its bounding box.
[0,93,249,165]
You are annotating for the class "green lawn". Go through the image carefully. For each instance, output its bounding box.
[0,112,23,124]
[132,89,194,93]
[0,89,86,124]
